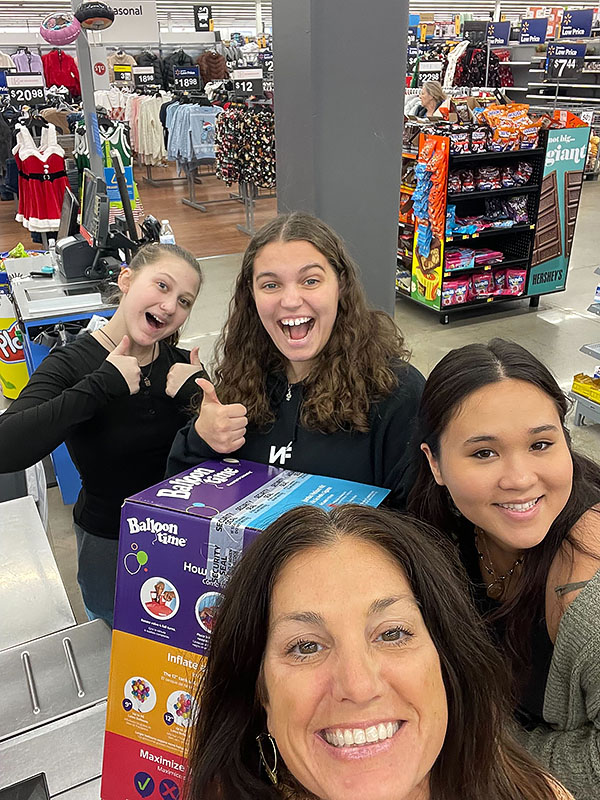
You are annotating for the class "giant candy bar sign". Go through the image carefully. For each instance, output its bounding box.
[528,127,590,295]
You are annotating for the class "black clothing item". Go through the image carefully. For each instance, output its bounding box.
[0,334,205,539]
[167,362,425,510]
[162,49,195,88]
[135,50,165,89]
[458,533,553,727]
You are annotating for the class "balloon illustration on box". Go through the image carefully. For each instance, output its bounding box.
[131,679,150,703]
[167,690,196,727]
[124,676,157,713]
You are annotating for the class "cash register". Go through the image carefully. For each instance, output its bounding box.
[55,153,160,282]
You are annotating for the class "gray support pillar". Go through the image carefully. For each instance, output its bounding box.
[272,0,408,313]
[71,0,103,176]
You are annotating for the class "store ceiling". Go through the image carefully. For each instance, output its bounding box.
[0,1,272,28]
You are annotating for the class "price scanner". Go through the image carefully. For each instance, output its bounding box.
[55,151,160,281]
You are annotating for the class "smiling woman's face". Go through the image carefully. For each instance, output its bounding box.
[262,539,448,800]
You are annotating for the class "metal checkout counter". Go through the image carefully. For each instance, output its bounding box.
[0,495,112,800]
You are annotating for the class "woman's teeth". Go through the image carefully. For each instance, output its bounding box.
[280,317,312,326]
[146,312,165,328]
[322,721,400,748]
[497,498,540,512]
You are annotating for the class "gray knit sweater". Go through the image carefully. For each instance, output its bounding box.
[514,568,600,800]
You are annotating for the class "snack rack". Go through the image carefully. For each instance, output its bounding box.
[396,127,577,324]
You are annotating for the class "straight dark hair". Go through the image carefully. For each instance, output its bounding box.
[407,338,600,668]
[184,505,564,800]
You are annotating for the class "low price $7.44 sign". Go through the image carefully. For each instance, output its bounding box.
[6,73,45,106]
[545,43,586,80]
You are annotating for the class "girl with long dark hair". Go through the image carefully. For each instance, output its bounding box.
[167,212,424,508]
[408,338,600,799]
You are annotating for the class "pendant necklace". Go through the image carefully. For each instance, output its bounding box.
[140,342,157,387]
[475,529,524,601]
[285,383,292,401]
[99,328,156,387]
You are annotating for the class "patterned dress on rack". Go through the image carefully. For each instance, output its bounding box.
[13,123,69,232]
[73,121,145,224]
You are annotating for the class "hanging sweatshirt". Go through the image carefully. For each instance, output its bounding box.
[42,49,80,97]
[167,362,425,510]
[0,50,16,69]
[12,50,45,80]
[107,50,136,83]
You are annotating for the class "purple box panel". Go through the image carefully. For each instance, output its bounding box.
[113,459,389,654]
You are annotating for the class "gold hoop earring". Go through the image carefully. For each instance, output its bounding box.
[256,732,278,785]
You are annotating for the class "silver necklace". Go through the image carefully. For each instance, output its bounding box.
[285,383,292,401]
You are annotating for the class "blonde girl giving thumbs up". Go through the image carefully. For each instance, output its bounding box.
[0,243,207,627]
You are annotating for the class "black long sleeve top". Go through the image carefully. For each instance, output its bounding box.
[0,334,205,538]
[167,362,425,510]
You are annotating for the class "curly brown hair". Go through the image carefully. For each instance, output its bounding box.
[198,212,409,433]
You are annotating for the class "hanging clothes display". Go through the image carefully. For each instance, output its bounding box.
[166,102,223,164]
[95,86,130,121]
[215,106,276,189]
[125,92,171,165]
[42,48,80,98]
[162,49,194,88]
[454,47,501,88]
[13,123,69,232]
[12,48,45,80]
[196,51,228,83]
[74,120,145,224]
[135,50,164,89]
[107,49,136,83]
[0,50,16,69]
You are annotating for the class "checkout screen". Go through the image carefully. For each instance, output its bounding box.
[0,775,50,800]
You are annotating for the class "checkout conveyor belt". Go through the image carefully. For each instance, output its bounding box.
[0,497,111,798]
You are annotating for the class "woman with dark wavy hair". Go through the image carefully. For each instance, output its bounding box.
[167,212,424,507]
[184,505,573,800]
[407,339,600,800]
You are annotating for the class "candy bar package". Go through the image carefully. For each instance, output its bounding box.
[476,165,501,191]
[506,268,527,295]
[504,195,529,224]
[485,198,509,221]
[470,126,489,152]
[445,248,475,271]
[442,279,469,306]
[474,248,504,265]
[448,170,462,193]
[469,272,494,298]
[460,169,475,192]
[446,205,456,235]
[501,166,516,188]
[493,269,507,294]
[449,127,470,154]
[514,161,533,185]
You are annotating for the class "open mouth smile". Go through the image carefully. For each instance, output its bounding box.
[494,497,541,512]
[278,317,315,341]
[319,720,403,748]
[146,312,167,330]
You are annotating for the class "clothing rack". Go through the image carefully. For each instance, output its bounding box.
[181,162,243,214]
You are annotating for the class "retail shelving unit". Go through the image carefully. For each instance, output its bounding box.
[398,131,550,324]
[572,296,600,427]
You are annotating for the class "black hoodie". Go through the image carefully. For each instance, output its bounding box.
[166,362,424,510]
